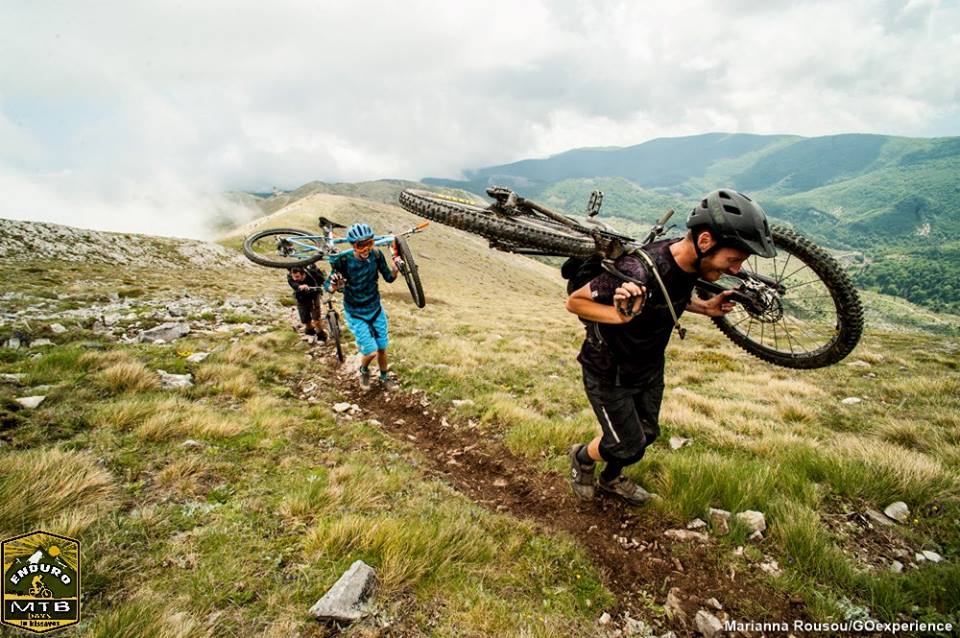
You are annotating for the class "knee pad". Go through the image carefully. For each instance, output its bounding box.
[599,439,645,463]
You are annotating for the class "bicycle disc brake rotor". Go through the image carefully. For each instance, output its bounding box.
[741,280,783,323]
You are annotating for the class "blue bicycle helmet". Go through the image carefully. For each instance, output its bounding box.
[346,223,375,243]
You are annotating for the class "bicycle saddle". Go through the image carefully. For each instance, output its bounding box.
[317,216,347,229]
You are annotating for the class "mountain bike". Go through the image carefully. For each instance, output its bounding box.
[398,187,863,369]
[243,217,427,308]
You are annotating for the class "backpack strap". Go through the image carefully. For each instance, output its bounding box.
[633,249,686,340]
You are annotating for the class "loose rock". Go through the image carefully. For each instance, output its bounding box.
[864,508,896,527]
[15,396,46,409]
[840,397,863,405]
[884,501,910,523]
[921,550,943,563]
[669,436,693,450]
[664,529,709,543]
[451,399,475,408]
[664,587,687,627]
[736,510,766,533]
[186,352,210,363]
[709,508,731,535]
[157,370,194,389]
[50,323,67,334]
[694,610,723,638]
[621,613,651,637]
[686,518,707,530]
[309,560,377,623]
[138,322,191,343]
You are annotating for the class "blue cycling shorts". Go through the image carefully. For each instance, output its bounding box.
[343,306,389,355]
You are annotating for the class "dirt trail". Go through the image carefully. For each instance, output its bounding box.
[303,351,806,636]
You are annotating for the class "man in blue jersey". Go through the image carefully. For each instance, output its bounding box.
[327,222,401,390]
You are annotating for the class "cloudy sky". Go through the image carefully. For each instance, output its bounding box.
[2,0,958,237]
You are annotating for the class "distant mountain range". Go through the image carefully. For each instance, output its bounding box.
[421,133,960,314]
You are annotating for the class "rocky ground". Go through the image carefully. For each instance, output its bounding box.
[0,218,251,268]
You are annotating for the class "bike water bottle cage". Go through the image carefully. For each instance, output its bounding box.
[347,223,375,243]
[686,189,776,260]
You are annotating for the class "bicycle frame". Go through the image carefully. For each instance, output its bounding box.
[279,222,429,264]
[492,189,785,316]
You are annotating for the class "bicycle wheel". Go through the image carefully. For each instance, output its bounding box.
[243,228,325,268]
[394,236,425,308]
[710,226,863,369]
[326,310,344,362]
[399,190,595,258]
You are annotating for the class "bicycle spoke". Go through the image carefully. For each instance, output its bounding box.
[780,263,814,282]
[777,253,793,284]
[784,276,826,289]
[778,319,801,354]
[727,313,754,330]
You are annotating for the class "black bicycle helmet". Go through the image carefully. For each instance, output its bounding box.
[686,189,776,259]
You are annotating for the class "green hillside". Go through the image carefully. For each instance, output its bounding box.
[425,133,960,314]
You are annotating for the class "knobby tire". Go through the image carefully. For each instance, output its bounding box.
[326,310,344,363]
[710,226,863,369]
[395,236,426,308]
[398,190,595,258]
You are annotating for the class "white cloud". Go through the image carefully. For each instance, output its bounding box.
[1,0,958,237]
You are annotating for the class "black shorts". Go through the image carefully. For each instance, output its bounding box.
[296,297,322,324]
[582,366,664,463]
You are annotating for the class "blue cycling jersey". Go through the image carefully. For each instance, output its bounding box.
[327,249,396,319]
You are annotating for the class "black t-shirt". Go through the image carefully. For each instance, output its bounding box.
[287,265,326,303]
[577,239,699,385]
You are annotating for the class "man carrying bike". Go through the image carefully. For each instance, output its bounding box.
[326,222,402,390]
[288,264,328,342]
[566,190,776,505]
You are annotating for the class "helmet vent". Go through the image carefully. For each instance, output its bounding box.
[723,205,742,215]
[718,191,732,200]
[701,199,708,208]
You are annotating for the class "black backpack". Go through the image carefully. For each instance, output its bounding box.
[561,256,606,295]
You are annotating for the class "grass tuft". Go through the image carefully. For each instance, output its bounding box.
[94,361,160,394]
[0,448,119,537]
